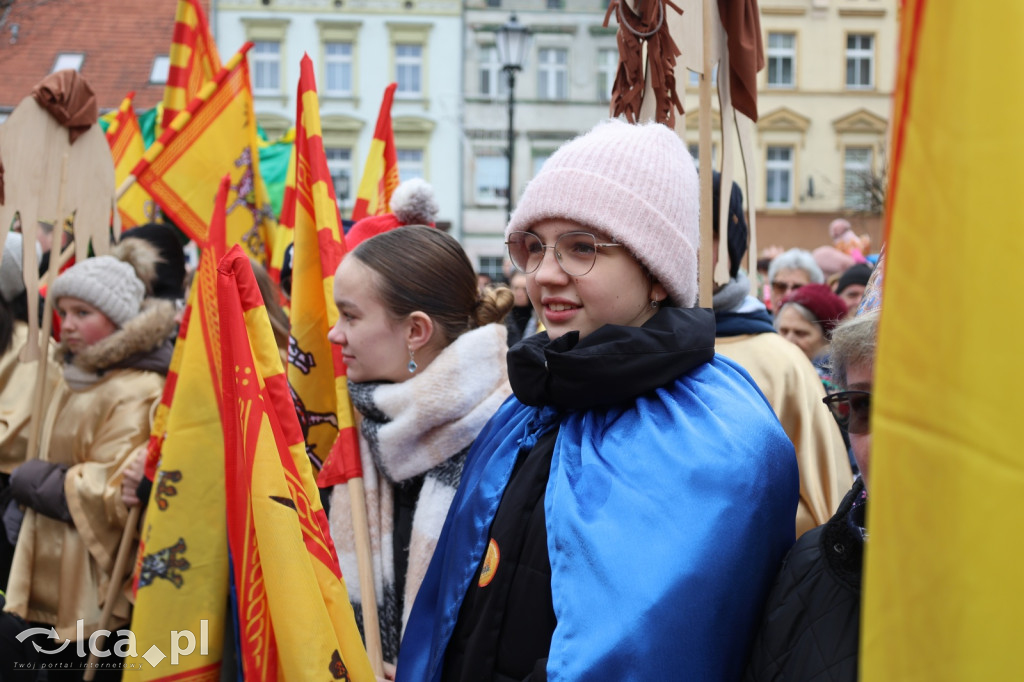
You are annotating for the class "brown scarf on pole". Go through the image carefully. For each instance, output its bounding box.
[31,70,98,145]
[604,0,685,127]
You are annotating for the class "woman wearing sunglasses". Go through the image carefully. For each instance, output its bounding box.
[745,309,879,682]
[396,120,799,682]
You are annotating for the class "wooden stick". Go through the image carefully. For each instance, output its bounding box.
[697,0,714,307]
[83,505,141,680]
[347,476,385,678]
[116,174,137,202]
[22,242,74,464]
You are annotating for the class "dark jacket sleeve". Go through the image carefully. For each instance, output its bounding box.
[9,459,73,523]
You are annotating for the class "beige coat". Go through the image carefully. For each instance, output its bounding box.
[0,321,60,473]
[717,332,853,538]
[4,300,173,640]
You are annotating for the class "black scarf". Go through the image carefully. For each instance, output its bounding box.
[506,307,716,411]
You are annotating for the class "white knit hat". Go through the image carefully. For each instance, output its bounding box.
[506,119,700,307]
[51,255,145,327]
[1,233,27,303]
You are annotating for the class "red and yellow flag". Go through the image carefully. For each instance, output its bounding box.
[281,54,361,485]
[349,83,399,224]
[105,92,156,229]
[132,43,275,265]
[161,0,222,134]
[218,246,374,681]
[861,2,1024,679]
[130,176,231,681]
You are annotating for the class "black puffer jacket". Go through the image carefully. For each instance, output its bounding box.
[744,478,866,682]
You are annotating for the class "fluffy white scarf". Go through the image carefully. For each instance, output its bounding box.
[329,323,511,664]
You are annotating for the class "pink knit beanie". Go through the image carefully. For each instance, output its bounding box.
[506,119,700,307]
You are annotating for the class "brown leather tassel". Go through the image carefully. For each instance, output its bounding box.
[604,0,684,127]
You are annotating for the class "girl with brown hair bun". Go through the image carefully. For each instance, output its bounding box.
[327,224,514,669]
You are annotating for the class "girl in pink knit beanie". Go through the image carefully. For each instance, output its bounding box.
[398,119,799,682]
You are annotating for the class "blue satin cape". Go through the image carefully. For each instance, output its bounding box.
[397,356,798,682]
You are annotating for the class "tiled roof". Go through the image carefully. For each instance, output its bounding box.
[0,0,210,112]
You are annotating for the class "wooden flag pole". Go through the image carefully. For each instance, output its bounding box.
[23,149,73,462]
[697,0,714,307]
[116,174,137,202]
[348,477,385,677]
[83,505,141,680]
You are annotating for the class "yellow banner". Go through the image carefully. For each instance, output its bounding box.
[862,2,1024,679]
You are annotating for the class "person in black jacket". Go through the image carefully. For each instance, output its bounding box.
[744,309,879,682]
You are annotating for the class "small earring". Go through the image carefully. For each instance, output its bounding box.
[650,298,660,309]
[407,347,418,374]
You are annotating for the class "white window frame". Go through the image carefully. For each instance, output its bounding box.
[765,146,794,209]
[537,48,568,101]
[843,146,874,210]
[52,53,84,73]
[251,40,282,95]
[766,32,796,89]
[243,18,289,97]
[478,255,505,282]
[324,42,354,97]
[475,152,509,205]
[325,147,354,209]
[397,148,425,183]
[688,63,719,87]
[597,48,617,102]
[395,43,423,98]
[845,33,875,90]
[532,152,551,179]
[479,45,509,98]
[150,55,170,84]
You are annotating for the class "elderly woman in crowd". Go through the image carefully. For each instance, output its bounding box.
[774,283,848,392]
[767,248,825,314]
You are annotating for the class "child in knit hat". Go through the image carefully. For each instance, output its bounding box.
[397,119,799,681]
[1,240,176,668]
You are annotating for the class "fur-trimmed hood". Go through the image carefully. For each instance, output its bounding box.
[58,297,177,374]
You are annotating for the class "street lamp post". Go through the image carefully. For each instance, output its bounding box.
[496,13,531,224]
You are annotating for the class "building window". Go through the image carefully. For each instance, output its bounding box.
[766,33,795,88]
[547,0,565,8]
[687,142,718,167]
[479,46,509,98]
[538,48,568,100]
[846,34,874,89]
[597,48,617,102]
[478,256,505,282]
[485,0,501,6]
[397,149,425,182]
[324,42,353,96]
[843,147,873,210]
[150,56,170,84]
[325,147,354,206]
[532,153,551,179]
[475,152,508,204]
[688,63,718,87]
[251,41,281,94]
[395,44,423,97]
[765,146,793,208]
[52,53,84,73]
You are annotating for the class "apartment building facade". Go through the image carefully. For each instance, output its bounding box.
[214,0,464,232]
[462,0,896,274]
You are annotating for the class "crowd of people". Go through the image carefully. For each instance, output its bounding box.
[0,119,878,681]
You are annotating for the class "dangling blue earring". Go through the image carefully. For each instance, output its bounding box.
[408,347,418,374]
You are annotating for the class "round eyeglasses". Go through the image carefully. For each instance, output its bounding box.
[822,390,872,435]
[505,231,623,278]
